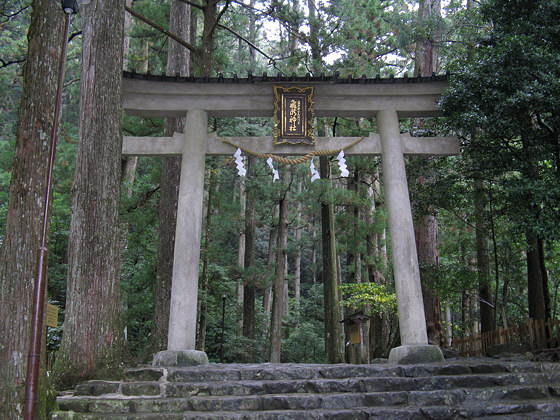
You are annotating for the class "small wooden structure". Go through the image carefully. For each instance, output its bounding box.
[341,311,373,364]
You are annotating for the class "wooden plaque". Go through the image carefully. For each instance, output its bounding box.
[349,323,361,345]
[46,303,59,328]
[273,86,315,145]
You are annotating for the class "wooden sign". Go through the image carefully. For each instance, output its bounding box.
[349,323,361,345]
[46,303,59,328]
[273,86,315,145]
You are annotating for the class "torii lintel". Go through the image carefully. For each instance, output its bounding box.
[122,132,460,157]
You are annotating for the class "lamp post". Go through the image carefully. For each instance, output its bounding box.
[23,1,85,419]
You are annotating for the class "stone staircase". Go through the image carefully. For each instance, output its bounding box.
[51,359,560,419]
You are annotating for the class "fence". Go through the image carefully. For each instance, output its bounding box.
[452,318,560,357]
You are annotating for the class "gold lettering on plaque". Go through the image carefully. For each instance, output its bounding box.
[273,86,314,145]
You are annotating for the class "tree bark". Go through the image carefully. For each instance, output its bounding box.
[270,171,289,363]
[263,204,279,315]
[345,168,363,363]
[320,156,344,364]
[413,0,444,347]
[237,176,246,336]
[200,0,220,75]
[462,291,471,337]
[153,0,190,352]
[527,234,547,320]
[243,157,257,361]
[53,0,126,389]
[474,179,495,333]
[538,238,551,319]
[283,258,290,317]
[294,181,303,305]
[365,170,389,359]
[0,1,65,417]
[197,166,216,351]
[414,211,444,345]
[311,214,318,283]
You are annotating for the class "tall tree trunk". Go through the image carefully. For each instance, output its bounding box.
[120,0,137,190]
[53,0,126,389]
[283,258,290,317]
[263,204,279,315]
[414,211,443,345]
[294,182,303,305]
[153,0,190,352]
[521,129,550,321]
[0,1,65,417]
[527,234,547,320]
[474,179,495,333]
[311,214,318,283]
[243,157,257,361]
[270,172,289,363]
[237,176,246,336]
[462,291,471,337]
[200,0,219,75]
[538,238,551,319]
[366,169,389,359]
[415,0,440,77]
[307,0,322,72]
[413,0,444,347]
[197,167,216,351]
[444,300,453,346]
[120,0,137,347]
[345,168,363,363]
[320,157,344,364]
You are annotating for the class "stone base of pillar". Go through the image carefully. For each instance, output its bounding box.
[152,350,209,367]
[389,344,444,365]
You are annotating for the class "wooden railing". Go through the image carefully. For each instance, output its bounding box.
[452,318,560,357]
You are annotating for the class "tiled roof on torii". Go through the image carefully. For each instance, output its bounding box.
[123,70,449,85]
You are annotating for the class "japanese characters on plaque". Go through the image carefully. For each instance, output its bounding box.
[273,86,315,145]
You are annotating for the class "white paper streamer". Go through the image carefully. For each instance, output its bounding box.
[309,158,320,182]
[266,156,279,182]
[233,148,246,176]
[337,150,349,177]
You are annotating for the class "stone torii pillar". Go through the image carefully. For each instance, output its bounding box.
[152,109,209,366]
[377,109,443,363]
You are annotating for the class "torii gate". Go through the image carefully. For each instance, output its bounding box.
[122,72,459,365]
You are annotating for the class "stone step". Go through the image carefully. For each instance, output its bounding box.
[121,361,560,383]
[74,372,560,398]
[57,384,560,414]
[53,360,560,419]
[50,401,560,420]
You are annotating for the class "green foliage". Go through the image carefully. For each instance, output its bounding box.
[339,282,397,315]
[281,283,326,363]
[0,1,29,140]
[126,0,169,73]
[440,0,560,241]
[283,321,324,363]
[329,0,415,75]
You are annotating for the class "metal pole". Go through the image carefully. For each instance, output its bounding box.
[220,294,226,363]
[23,9,72,420]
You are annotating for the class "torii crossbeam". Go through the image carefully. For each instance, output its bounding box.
[122,72,459,365]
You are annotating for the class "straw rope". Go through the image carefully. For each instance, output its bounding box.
[221,137,365,165]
